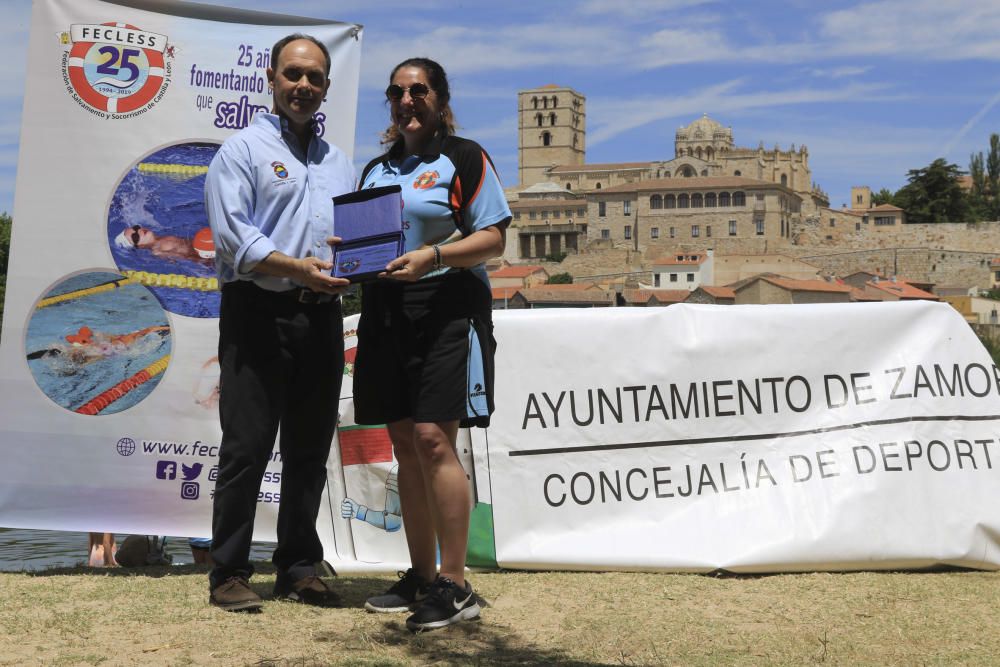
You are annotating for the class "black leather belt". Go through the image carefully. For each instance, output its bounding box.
[282,287,335,304]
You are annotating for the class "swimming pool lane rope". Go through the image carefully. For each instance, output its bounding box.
[123,270,219,292]
[136,163,209,176]
[73,354,171,416]
[36,277,138,308]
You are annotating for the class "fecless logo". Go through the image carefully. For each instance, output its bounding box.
[59,21,173,119]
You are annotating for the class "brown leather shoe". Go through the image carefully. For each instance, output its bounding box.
[210,576,263,612]
[273,575,341,607]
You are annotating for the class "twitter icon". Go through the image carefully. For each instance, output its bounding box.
[182,462,204,481]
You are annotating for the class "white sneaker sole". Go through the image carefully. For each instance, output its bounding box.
[406,603,481,631]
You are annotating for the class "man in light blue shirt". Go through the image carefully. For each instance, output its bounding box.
[204,33,354,612]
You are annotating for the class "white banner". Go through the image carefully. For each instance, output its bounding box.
[484,302,1000,572]
[0,0,362,552]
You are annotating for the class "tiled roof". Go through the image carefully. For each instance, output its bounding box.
[490,265,546,278]
[622,289,690,304]
[757,276,853,293]
[867,280,939,300]
[597,176,780,194]
[698,286,736,298]
[548,162,652,173]
[517,288,615,304]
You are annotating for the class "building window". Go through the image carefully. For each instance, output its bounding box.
[541,210,549,219]
[687,273,695,283]
[670,227,676,238]
[529,211,536,220]
[578,208,586,216]
[734,170,741,176]
[781,174,788,186]
[553,210,561,219]
[856,222,861,231]
[598,201,606,217]
[706,225,712,237]
[678,194,689,208]
[829,218,835,227]
[601,229,610,239]
[691,225,700,238]
[623,200,631,216]
[756,193,764,201]
[566,183,572,190]
[705,192,716,207]
[719,192,731,207]
[536,113,543,127]
[595,182,602,189]
[624,225,632,239]
[651,227,659,239]
[755,219,764,235]
[654,274,661,287]
[665,194,676,209]
[875,216,894,226]
[691,193,703,208]
[650,194,662,209]
[532,97,538,109]
[728,220,737,236]
[733,191,746,206]
[670,273,678,282]
[542,131,551,146]
[550,113,557,126]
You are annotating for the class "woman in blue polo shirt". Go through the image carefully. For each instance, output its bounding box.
[354,57,511,631]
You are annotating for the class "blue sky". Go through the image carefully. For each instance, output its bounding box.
[2,0,999,214]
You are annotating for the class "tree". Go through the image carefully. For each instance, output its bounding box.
[986,133,1000,220]
[969,150,988,220]
[871,187,896,206]
[0,212,10,321]
[546,272,573,284]
[894,159,972,223]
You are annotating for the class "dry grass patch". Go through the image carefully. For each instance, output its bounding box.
[1,566,999,665]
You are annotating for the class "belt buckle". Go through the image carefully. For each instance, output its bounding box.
[297,288,315,304]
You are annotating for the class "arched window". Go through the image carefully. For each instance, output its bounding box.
[665,194,676,209]
[543,97,548,109]
[566,183,572,190]
[532,97,538,109]
[678,194,690,208]
[734,170,741,176]
[719,192,731,207]
[701,169,708,176]
[781,174,788,186]
[542,131,551,146]
[551,96,557,107]
[550,113,556,126]
[696,147,703,159]
[572,134,578,147]
[536,113,542,127]
[682,166,694,177]
[650,194,663,209]
[691,193,703,208]
[733,191,746,206]
[686,147,693,156]
[706,148,714,160]
[595,182,602,189]
[705,192,716,207]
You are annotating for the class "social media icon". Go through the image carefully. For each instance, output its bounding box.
[181,462,204,481]
[156,461,177,480]
[180,482,200,500]
[208,466,218,482]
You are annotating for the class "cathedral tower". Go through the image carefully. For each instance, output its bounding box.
[518,85,585,187]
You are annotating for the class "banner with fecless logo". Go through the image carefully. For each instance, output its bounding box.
[0,0,362,548]
[482,302,1000,572]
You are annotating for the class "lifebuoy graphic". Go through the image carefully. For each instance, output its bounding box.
[66,22,165,114]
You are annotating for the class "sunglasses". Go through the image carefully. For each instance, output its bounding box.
[385,83,430,100]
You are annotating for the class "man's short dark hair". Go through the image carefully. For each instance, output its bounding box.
[272,33,331,77]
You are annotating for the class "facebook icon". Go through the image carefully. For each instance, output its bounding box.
[156,460,177,480]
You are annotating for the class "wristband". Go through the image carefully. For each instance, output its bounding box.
[432,245,442,270]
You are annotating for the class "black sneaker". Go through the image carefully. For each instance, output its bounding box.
[364,568,430,613]
[273,575,341,607]
[405,576,480,631]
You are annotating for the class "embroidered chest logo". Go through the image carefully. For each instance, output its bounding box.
[272,162,289,179]
[412,170,439,190]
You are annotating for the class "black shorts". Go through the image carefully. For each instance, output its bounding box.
[353,271,496,428]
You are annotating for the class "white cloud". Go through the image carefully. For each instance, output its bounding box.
[585,80,901,146]
[805,66,873,79]
[578,0,714,16]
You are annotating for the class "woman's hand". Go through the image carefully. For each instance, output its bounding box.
[381,247,436,282]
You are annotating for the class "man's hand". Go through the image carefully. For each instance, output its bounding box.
[254,236,350,294]
[380,247,436,282]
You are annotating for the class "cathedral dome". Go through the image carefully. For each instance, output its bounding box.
[686,113,723,138]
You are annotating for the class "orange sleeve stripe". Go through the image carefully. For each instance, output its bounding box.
[465,152,489,206]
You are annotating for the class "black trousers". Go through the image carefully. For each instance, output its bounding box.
[210,282,344,588]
